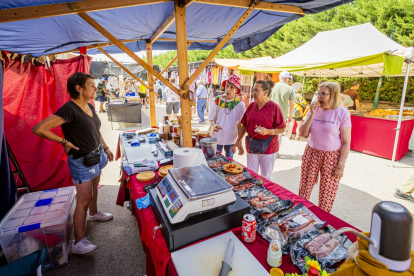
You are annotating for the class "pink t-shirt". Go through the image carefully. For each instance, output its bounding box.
[307,107,351,151]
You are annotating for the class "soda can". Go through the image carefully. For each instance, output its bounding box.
[242,214,256,243]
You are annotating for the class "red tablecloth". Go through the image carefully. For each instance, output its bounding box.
[118,166,359,276]
[350,115,414,161]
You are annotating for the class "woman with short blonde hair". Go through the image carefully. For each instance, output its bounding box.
[298,81,351,212]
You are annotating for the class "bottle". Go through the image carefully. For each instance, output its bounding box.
[267,240,282,267]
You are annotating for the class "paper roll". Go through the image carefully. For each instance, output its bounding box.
[173,148,206,168]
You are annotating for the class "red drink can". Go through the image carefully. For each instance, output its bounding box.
[242,214,256,243]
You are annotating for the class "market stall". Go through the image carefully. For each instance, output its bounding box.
[115,132,361,276]
[239,23,414,163]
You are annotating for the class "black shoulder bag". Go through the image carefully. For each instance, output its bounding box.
[246,135,275,154]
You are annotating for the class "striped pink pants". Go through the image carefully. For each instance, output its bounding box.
[299,145,341,213]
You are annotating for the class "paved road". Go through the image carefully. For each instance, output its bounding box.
[45,101,414,275]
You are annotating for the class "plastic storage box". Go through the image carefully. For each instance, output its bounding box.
[0,187,75,270]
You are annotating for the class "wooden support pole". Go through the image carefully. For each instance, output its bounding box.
[78,12,180,95]
[151,11,175,43]
[97,47,148,88]
[175,0,192,147]
[160,42,192,75]
[185,0,259,87]
[146,42,157,127]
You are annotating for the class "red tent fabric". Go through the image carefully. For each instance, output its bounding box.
[2,55,92,191]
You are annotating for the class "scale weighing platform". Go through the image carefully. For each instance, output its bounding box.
[150,164,250,251]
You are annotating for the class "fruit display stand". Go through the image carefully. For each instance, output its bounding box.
[350,114,414,160]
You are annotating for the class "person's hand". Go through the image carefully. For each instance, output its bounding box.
[231,141,244,156]
[104,148,114,162]
[333,164,344,179]
[214,125,222,132]
[310,102,319,116]
[255,126,271,136]
[287,117,292,123]
[63,141,79,154]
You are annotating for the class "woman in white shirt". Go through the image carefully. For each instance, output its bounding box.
[209,75,246,158]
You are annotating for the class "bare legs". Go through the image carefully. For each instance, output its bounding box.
[73,175,100,243]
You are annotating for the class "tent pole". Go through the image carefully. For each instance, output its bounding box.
[78,12,179,95]
[373,76,383,110]
[301,74,306,96]
[391,60,411,167]
[146,42,157,127]
[184,0,259,88]
[97,48,148,89]
[175,0,192,147]
[249,74,254,104]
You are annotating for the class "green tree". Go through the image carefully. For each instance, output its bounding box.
[154,0,413,67]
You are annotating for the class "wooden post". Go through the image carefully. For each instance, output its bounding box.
[78,12,179,95]
[175,0,192,147]
[146,42,157,127]
[97,47,148,88]
[185,0,259,87]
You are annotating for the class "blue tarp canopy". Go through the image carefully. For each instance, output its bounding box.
[0,1,352,57]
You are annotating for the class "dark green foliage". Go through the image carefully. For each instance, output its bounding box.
[294,76,414,103]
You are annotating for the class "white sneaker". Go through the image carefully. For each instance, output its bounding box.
[87,210,113,222]
[72,238,97,254]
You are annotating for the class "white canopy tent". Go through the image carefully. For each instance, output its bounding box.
[239,23,414,166]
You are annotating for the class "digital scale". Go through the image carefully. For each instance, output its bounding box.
[155,164,237,224]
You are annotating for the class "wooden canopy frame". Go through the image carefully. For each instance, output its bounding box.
[1,0,305,147]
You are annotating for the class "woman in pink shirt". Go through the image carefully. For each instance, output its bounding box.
[298,82,351,212]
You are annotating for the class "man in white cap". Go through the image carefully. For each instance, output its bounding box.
[270,71,295,150]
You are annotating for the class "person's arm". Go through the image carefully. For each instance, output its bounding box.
[32,115,79,154]
[256,126,285,136]
[299,102,318,137]
[231,122,247,155]
[195,86,201,98]
[100,133,114,161]
[333,127,351,178]
[288,99,294,122]
[355,99,360,111]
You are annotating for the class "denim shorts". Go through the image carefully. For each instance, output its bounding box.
[97,96,105,103]
[67,149,108,184]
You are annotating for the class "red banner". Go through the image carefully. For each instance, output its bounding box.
[3,55,92,191]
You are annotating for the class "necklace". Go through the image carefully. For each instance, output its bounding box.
[214,96,241,111]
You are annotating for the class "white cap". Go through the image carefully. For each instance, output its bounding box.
[279,71,292,80]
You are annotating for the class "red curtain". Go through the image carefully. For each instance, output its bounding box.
[2,55,92,191]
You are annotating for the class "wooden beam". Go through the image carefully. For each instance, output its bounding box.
[160,42,192,75]
[146,42,157,127]
[195,0,305,15]
[0,0,171,23]
[98,47,148,88]
[151,11,175,43]
[185,0,259,87]
[78,12,180,95]
[158,38,218,43]
[175,0,192,147]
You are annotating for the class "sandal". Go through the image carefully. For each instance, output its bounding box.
[295,137,300,141]
[288,137,294,140]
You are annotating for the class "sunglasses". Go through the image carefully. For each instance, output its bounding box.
[317,92,330,97]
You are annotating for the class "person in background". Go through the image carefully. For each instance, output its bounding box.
[32,72,114,254]
[232,80,286,180]
[195,80,208,123]
[96,77,108,113]
[270,71,294,150]
[138,82,148,109]
[209,75,246,158]
[156,81,163,104]
[163,77,180,120]
[288,82,308,140]
[343,82,360,111]
[395,172,414,203]
[340,84,354,109]
[299,82,351,212]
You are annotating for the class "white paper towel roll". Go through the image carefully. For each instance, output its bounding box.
[173,148,207,168]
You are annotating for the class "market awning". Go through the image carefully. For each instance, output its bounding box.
[239,23,414,77]
[213,56,272,69]
[0,0,353,57]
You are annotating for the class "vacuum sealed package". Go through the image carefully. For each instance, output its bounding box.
[206,155,231,170]
[274,203,325,241]
[262,224,287,250]
[290,225,353,273]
